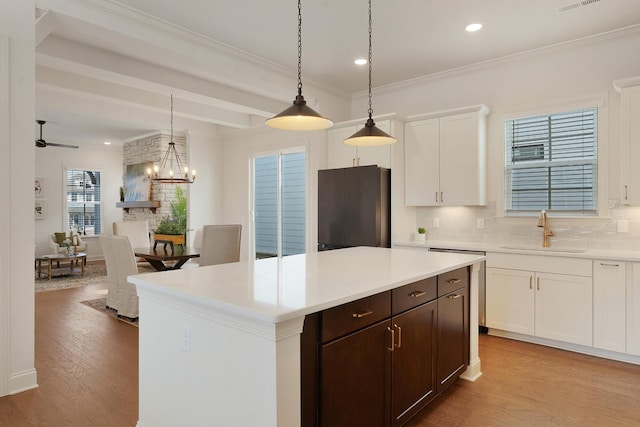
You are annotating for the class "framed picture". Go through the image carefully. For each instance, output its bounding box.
[35,200,45,220]
[35,177,45,198]
[124,162,153,202]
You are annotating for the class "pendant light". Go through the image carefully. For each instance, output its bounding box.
[344,0,397,146]
[265,0,333,131]
[147,95,196,184]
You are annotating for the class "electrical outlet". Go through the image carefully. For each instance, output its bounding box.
[477,218,485,229]
[181,325,191,352]
[432,218,440,228]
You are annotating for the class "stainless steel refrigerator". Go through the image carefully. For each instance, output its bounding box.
[317,165,391,250]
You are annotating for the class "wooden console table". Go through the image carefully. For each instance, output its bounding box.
[36,253,87,279]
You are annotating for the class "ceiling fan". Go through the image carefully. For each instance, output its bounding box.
[35,120,79,149]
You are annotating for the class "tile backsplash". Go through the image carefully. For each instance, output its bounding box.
[415,202,640,251]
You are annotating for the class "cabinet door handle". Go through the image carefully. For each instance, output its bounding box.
[625,185,628,201]
[447,278,461,285]
[394,324,402,349]
[409,290,426,298]
[530,276,533,290]
[352,309,373,318]
[600,262,620,267]
[447,294,461,299]
[387,326,395,352]
[435,192,439,203]
[440,192,444,203]
[537,277,540,291]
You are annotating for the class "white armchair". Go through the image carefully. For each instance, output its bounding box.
[49,231,88,254]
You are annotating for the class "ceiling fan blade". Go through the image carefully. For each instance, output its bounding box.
[45,142,79,149]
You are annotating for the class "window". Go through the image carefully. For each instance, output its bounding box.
[65,168,102,234]
[504,108,597,215]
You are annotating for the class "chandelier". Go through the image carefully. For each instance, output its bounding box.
[147,95,196,184]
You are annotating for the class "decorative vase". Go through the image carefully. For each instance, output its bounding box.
[416,233,426,242]
[67,246,74,256]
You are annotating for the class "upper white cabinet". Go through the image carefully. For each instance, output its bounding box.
[615,78,640,205]
[404,105,489,206]
[327,118,399,169]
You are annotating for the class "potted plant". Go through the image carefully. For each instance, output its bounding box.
[153,187,187,250]
[416,227,426,242]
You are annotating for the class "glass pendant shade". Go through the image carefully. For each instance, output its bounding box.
[343,118,397,146]
[266,94,333,131]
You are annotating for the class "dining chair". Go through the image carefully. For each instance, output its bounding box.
[182,228,203,269]
[110,235,140,320]
[99,235,120,311]
[199,224,242,267]
[113,220,153,268]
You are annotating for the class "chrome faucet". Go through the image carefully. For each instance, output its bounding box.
[537,210,554,248]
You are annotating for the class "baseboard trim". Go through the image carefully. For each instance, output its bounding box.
[460,357,482,382]
[10,368,38,394]
[488,329,640,366]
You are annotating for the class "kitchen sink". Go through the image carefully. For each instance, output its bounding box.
[500,245,586,254]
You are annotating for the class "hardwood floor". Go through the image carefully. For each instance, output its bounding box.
[2,278,640,426]
[0,273,138,427]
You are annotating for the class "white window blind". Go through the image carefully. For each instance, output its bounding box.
[504,108,597,215]
[65,169,102,234]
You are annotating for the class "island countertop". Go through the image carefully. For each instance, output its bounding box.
[130,246,485,427]
[129,246,485,323]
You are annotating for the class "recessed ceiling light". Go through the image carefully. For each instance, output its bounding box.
[465,23,483,32]
[354,58,367,65]
[103,141,111,145]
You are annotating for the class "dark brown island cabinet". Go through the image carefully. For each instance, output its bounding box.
[301,267,470,427]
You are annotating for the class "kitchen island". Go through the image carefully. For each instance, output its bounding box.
[129,246,484,427]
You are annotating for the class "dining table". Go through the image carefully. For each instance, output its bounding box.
[133,246,200,271]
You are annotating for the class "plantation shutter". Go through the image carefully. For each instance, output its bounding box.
[504,108,597,215]
[65,169,102,234]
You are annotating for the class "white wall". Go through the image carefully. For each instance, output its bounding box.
[352,29,640,250]
[221,126,327,260]
[34,144,123,260]
[186,124,223,243]
[1,0,37,396]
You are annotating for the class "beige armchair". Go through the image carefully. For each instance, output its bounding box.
[49,231,88,254]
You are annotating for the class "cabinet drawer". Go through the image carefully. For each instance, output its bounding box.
[392,277,437,315]
[322,291,391,343]
[438,267,468,296]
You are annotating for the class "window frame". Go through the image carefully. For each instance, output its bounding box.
[63,166,104,235]
[499,96,607,218]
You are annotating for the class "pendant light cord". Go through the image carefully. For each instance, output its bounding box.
[297,0,303,96]
[170,94,174,143]
[367,0,373,120]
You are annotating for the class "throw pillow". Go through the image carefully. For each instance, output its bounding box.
[54,232,67,245]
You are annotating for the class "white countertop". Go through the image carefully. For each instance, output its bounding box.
[129,246,484,324]
[395,240,640,262]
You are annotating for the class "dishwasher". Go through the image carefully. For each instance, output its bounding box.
[429,247,487,333]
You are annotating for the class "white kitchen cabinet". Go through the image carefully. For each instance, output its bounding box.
[486,268,534,335]
[486,253,593,347]
[615,79,640,205]
[404,105,489,206]
[327,119,397,169]
[593,260,626,353]
[628,263,640,356]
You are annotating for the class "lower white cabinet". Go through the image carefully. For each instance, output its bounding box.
[486,253,593,347]
[593,260,626,353]
[487,268,592,346]
[628,263,640,356]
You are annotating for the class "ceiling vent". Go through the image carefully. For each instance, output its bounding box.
[559,0,604,12]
